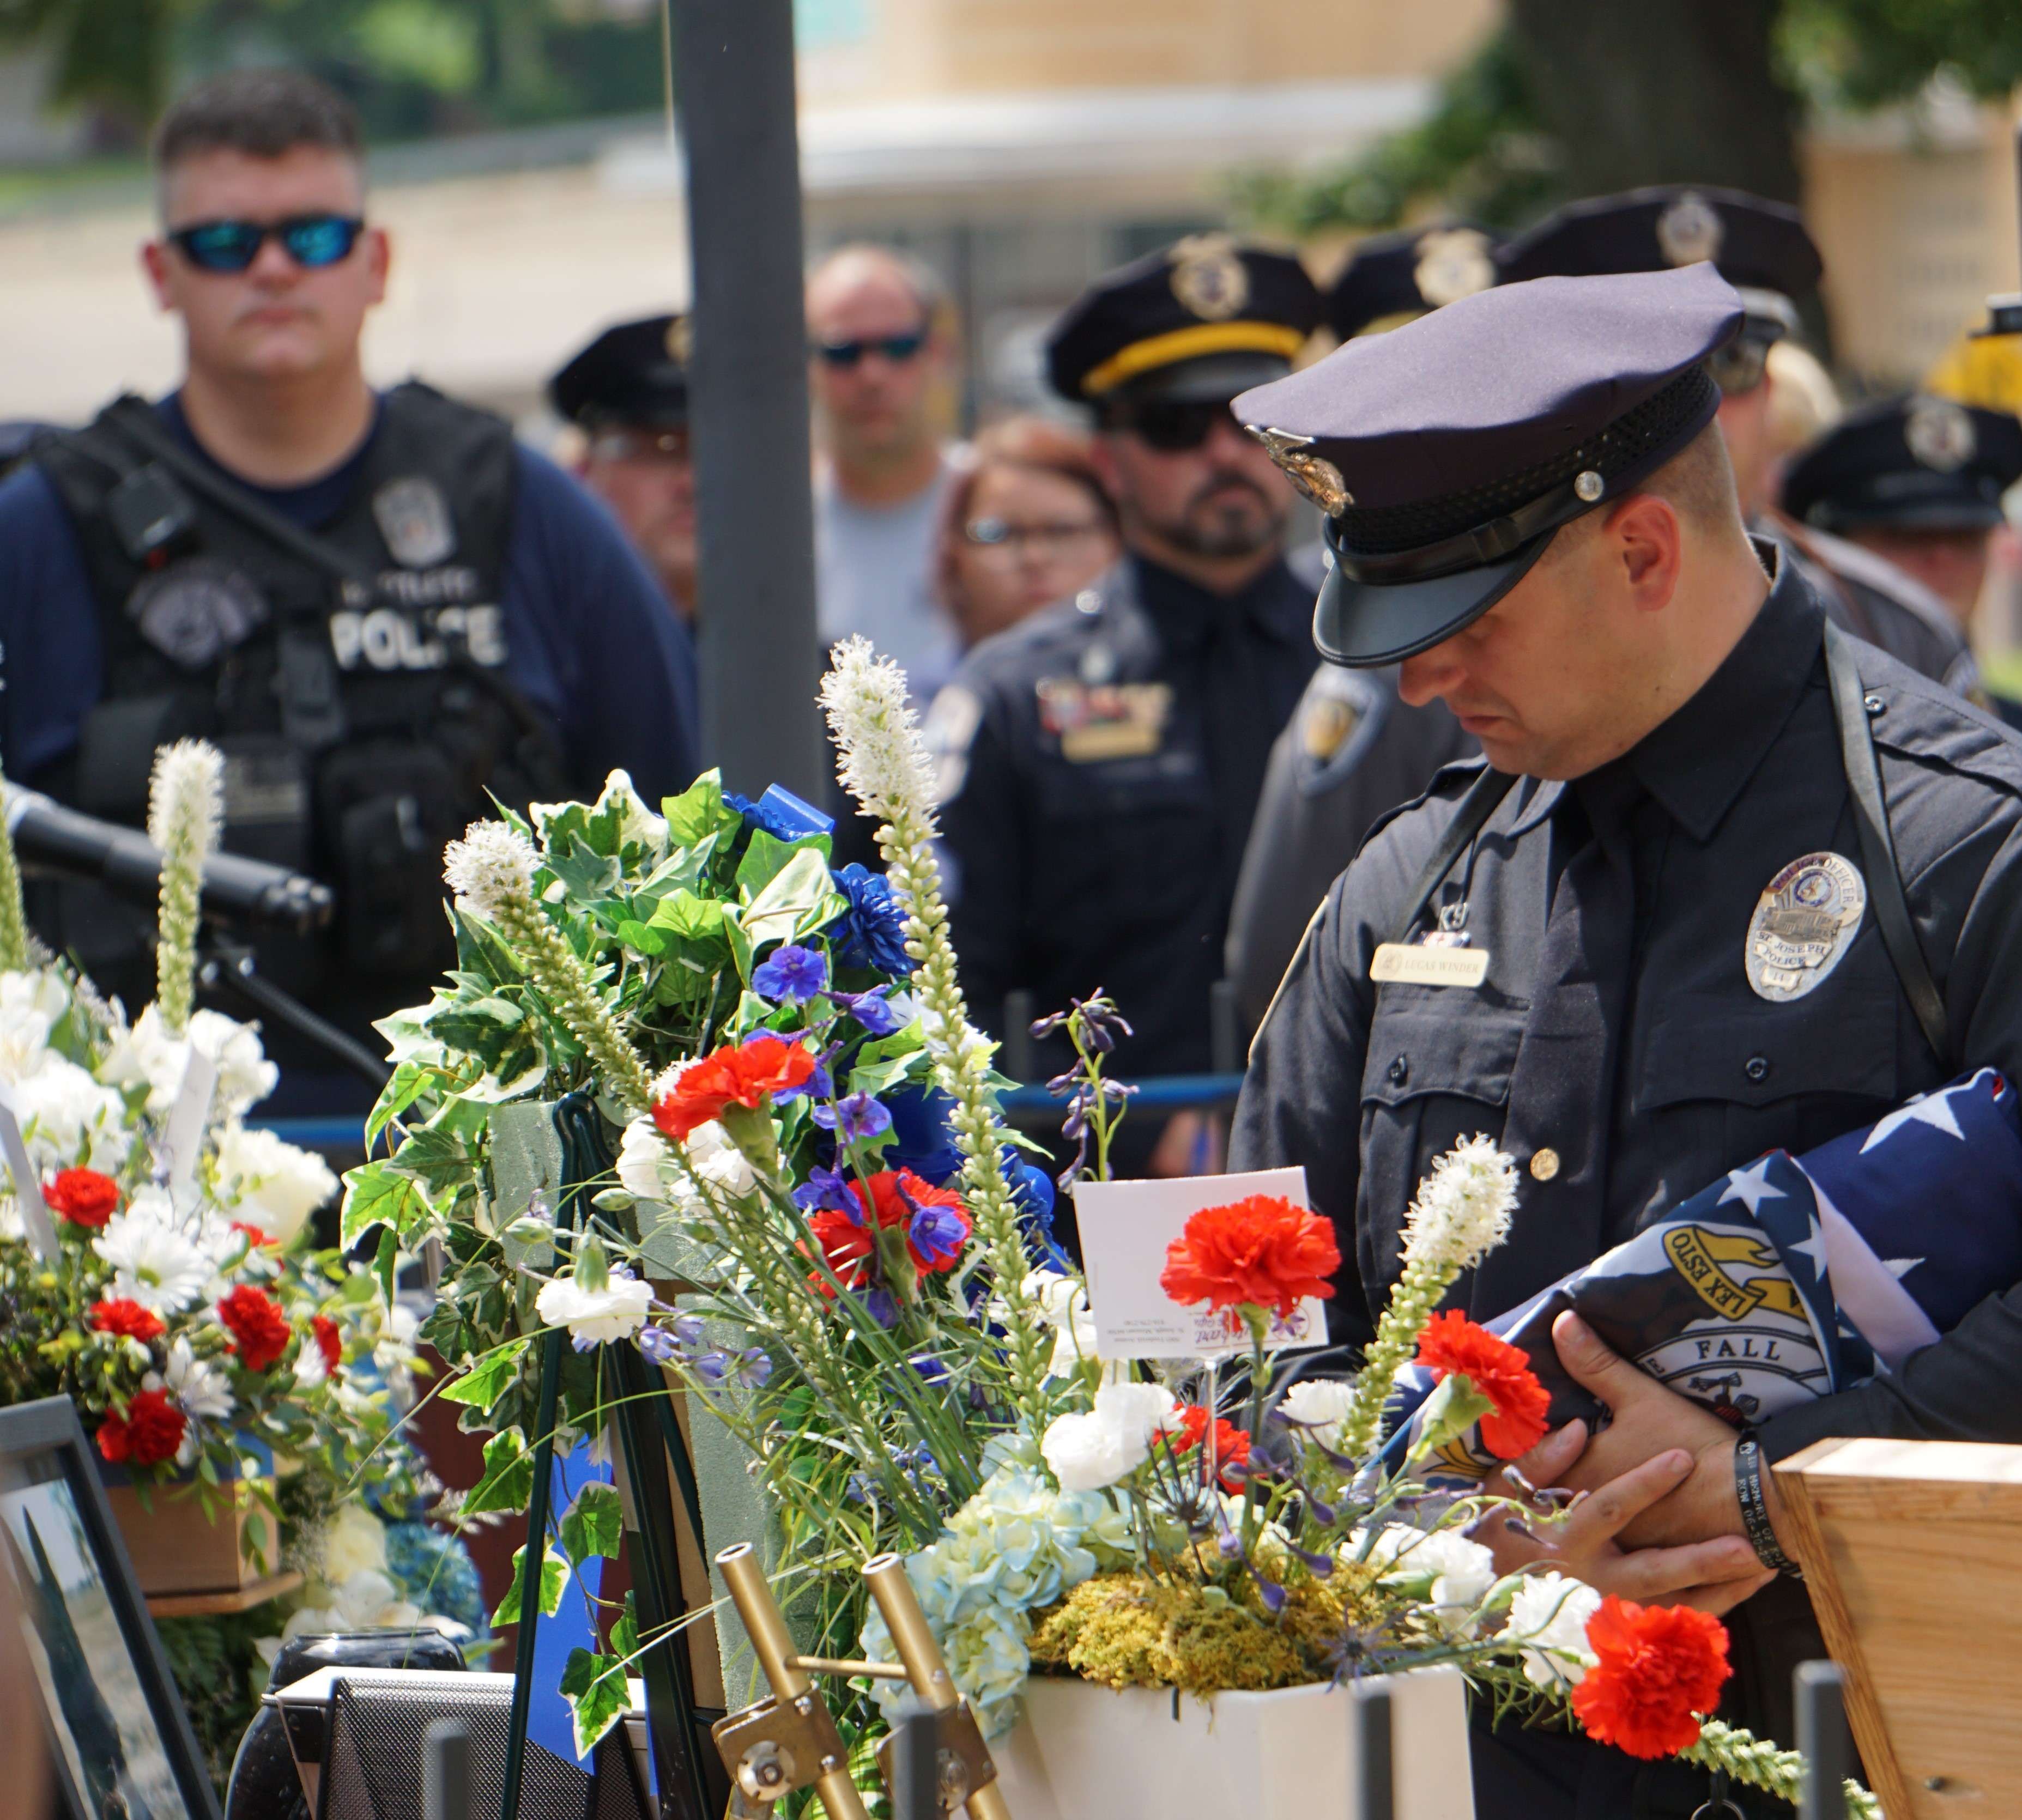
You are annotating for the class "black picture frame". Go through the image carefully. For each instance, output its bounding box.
[0,1396,221,1820]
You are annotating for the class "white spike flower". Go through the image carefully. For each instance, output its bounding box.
[442,820,539,919]
[819,637,940,830]
[147,739,225,1033]
[1402,1133,1520,1272]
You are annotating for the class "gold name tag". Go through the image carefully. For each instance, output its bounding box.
[1061,721,1163,762]
[1370,942,1490,988]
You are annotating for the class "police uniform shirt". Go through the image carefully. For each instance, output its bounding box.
[1225,663,1474,1035]
[934,549,1318,1079]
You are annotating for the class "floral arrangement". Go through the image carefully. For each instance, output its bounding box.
[354,641,1873,1814]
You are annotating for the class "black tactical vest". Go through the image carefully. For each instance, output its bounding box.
[33,385,570,1059]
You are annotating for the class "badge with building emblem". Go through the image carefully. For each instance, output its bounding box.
[1905,395,1976,473]
[1413,228,1497,308]
[1745,851,1866,1002]
[1168,235,1249,321]
[1246,426,1352,515]
[666,315,693,365]
[126,558,269,669]
[1295,668,1388,796]
[372,476,458,568]
[1656,191,1725,268]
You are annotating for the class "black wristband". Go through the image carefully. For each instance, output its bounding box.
[1734,1436,1800,1577]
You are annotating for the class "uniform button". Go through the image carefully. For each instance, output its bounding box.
[1745,1054,1771,1083]
[1864,694,1885,717]
[1075,589,1101,615]
[1387,1054,1409,1087]
[1529,1148,1560,1182]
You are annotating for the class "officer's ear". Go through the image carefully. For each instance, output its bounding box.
[1087,428,1127,503]
[1602,490,1685,610]
[140,237,174,313]
[361,224,392,307]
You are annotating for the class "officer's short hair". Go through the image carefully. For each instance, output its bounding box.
[807,243,950,330]
[153,68,364,178]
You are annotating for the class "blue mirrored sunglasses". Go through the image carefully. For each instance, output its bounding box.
[167,214,365,274]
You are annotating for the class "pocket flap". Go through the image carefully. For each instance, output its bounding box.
[1635,988,1898,1113]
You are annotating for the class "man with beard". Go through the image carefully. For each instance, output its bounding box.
[928,237,1323,1176]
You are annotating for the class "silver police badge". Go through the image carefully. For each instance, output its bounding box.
[1745,852,1866,1003]
[372,476,458,568]
[1414,228,1497,308]
[1656,191,1725,268]
[1905,395,1975,474]
[1247,426,1353,515]
[1168,234,1249,321]
[126,558,268,669]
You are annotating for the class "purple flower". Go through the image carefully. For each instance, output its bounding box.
[638,1325,680,1364]
[753,944,829,1004]
[827,985,904,1037]
[671,1313,706,1349]
[692,1350,731,1384]
[863,1288,900,1329]
[734,1348,773,1388]
[907,1202,970,1270]
[908,1354,949,1385]
[774,1045,839,1103]
[792,1164,856,1215]
[813,1091,893,1143]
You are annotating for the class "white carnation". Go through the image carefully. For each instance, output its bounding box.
[442,820,537,918]
[1027,1270,1101,1379]
[213,1124,337,1245]
[1361,1524,1498,1623]
[618,1115,754,1214]
[537,1267,653,1345]
[14,1052,132,1173]
[321,1503,390,1585]
[1506,1572,1603,1691]
[684,1120,756,1197]
[1040,1380,1182,1493]
[100,1003,277,1117]
[0,968,65,1083]
[1278,1377,1358,1449]
[1402,1135,1519,1272]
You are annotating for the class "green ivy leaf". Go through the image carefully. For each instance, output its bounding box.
[610,1594,639,1663]
[741,847,836,951]
[394,1126,477,1196]
[558,1647,631,1755]
[365,1059,435,1150]
[340,1158,435,1248]
[439,1338,529,1409]
[462,1428,536,1516]
[492,1544,570,1626]
[662,771,743,850]
[559,1480,625,1569]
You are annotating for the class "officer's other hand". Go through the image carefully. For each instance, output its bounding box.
[1532,1311,1766,1554]
[1473,1445,1773,1617]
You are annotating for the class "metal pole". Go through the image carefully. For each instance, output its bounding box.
[888,1699,940,1820]
[673,0,827,799]
[1795,1660,1852,1820]
[1352,1682,1394,1820]
[424,1720,471,1820]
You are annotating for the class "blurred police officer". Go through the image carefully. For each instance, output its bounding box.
[930,236,1322,1172]
[0,69,700,1109]
[1500,184,1982,697]
[1230,263,2022,1815]
[1225,226,1488,1034]
[550,313,698,623]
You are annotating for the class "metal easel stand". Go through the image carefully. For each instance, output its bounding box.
[498,1093,719,1820]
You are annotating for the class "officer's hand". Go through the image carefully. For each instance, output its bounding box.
[1519,1312,1775,1555]
[1474,1445,1774,1617]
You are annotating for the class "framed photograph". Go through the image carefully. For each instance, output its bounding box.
[0,1397,219,1820]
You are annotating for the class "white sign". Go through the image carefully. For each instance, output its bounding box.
[1074,1167,1330,1361]
[0,1078,57,1259]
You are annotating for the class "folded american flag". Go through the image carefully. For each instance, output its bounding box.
[1387,1069,2022,1478]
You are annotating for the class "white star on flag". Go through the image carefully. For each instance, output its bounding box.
[1884,1258,1924,1279]
[1859,1090,1966,1154]
[1719,1157,1785,1216]
[1789,1219,1830,1279]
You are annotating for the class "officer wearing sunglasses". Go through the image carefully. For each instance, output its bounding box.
[0,68,699,1113]
[925,236,1324,1180]
[1498,185,1981,700]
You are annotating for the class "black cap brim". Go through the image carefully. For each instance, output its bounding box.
[1115,351,1294,405]
[1819,500,2005,535]
[1314,532,1554,666]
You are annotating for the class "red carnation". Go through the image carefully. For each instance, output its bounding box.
[46,1168,119,1228]
[804,1208,877,1295]
[231,1221,274,1248]
[1167,1404,1253,1490]
[217,1285,292,1373]
[802,1169,972,1296]
[1571,1596,1733,1759]
[652,1035,818,1140]
[1159,1194,1341,1321]
[96,1388,187,1469]
[90,1298,166,1343]
[312,1315,343,1376]
[1413,1309,1553,1458]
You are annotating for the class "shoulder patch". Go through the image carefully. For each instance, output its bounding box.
[921,684,983,805]
[1294,667,1390,797]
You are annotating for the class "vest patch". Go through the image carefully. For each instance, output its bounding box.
[329,601,507,672]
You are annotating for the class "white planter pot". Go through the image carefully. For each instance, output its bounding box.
[976,1665,1474,1820]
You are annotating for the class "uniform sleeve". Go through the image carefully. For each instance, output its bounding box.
[1761,816,2022,1460]
[0,465,105,780]
[502,446,701,801]
[936,685,1026,1042]
[1227,877,1377,1347]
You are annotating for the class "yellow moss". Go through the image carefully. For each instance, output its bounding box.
[1028,1562,1387,1702]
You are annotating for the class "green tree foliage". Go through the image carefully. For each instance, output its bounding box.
[1779,0,2022,109]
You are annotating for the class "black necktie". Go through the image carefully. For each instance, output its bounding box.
[1199,602,1274,898]
[1472,764,1643,1318]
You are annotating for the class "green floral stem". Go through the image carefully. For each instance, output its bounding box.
[0,779,28,973]
[1680,1719,1880,1819]
[1340,1253,1458,1461]
[491,897,652,1115]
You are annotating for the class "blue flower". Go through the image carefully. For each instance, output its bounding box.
[792,1163,855,1215]
[734,1348,773,1389]
[671,1313,706,1348]
[832,864,911,975]
[863,1287,901,1329]
[827,984,904,1037]
[637,1325,680,1364]
[753,943,830,1004]
[908,1201,970,1271]
[813,1091,893,1142]
[886,1087,964,1185]
[909,1354,950,1385]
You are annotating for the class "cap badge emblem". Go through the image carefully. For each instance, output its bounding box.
[1574,470,1605,503]
[1168,234,1250,321]
[1413,228,1497,308]
[1905,395,1975,473]
[1247,426,1353,515]
[1656,191,1725,268]
[372,476,458,569]
[1745,851,1865,1003]
[665,316,693,364]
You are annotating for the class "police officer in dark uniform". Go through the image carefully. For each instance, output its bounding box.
[549,314,699,624]
[1229,264,2022,1816]
[928,237,1322,1168]
[1226,226,1493,1034]
[0,70,699,1110]
[1782,392,2022,722]
[1498,184,1983,699]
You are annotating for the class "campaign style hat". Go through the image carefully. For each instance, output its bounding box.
[549,314,691,428]
[1234,264,1745,666]
[1046,236,1324,406]
[1781,394,2022,534]
[1497,186,1817,342]
[1329,223,1501,340]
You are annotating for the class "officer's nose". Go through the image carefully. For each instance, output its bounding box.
[245,233,302,286]
[1397,637,1464,708]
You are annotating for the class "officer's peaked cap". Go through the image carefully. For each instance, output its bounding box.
[1782,393,2022,534]
[1046,236,1324,406]
[1329,222,1502,341]
[1235,264,1745,667]
[549,313,691,429]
